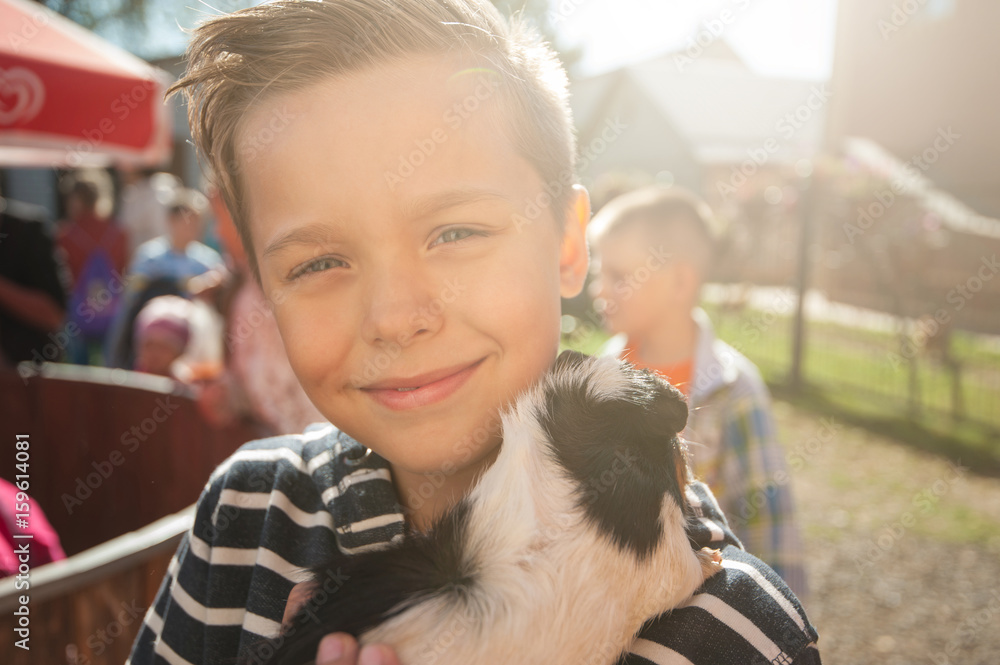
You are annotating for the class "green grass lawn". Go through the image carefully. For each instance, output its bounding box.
[562,304,1000,474]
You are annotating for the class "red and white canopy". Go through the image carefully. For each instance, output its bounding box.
[0,0,173,167]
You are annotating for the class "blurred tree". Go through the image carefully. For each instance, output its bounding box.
[42,0,147,36]
[492,0,582,74]
[38,0,580,72]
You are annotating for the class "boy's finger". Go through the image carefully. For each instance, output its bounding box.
[358,644,402,665]
[317,633,358,665]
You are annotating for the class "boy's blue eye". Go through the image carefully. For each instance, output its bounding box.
[289,256,346,280]
[432,227,483,246]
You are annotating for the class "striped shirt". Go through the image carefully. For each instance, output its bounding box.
[127,423,821,665]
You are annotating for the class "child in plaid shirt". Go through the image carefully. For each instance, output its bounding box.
[592,185,808,599]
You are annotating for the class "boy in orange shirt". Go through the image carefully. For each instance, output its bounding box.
[590,185,808,599]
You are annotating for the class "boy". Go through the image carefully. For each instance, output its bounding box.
[128,2,820,664]
[128,188,225,284]
[590,185,807,599]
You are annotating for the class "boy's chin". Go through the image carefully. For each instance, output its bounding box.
[387,441,501,479]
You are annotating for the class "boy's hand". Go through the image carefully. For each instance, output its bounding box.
[283,582,401,665]
[316,634,401,665]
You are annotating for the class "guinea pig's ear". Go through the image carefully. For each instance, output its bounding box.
[554,349,589,373]
[644,371,689,436]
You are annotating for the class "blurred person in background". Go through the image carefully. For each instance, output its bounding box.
[117,167,181,255]
[590,184,808,601]
[0,189,68,366]
[106,187,227,369]
[55,169,129,365]
[0,478,65,577]
[132,295,193,378]
[127,187,225,283]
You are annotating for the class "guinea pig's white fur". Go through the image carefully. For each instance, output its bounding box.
[263,350,720,665]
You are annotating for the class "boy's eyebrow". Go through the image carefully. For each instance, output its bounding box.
[263,224,341,260]
[404,187,513,221]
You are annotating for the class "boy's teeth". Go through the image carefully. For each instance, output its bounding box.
[396,387,419,391]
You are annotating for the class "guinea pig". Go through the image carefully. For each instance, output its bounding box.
[253,349,722,665]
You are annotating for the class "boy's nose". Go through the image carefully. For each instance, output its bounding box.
[360,261,444,348]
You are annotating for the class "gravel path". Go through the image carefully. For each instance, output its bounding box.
[772,400,1000,665]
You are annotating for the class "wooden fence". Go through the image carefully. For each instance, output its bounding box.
[0,363,264,663]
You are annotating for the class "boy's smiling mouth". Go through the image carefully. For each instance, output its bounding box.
[360,357,487,410]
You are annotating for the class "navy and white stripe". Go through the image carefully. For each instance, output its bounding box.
[128,424,819,665]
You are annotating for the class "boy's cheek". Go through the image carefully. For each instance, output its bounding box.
[272,307,354,385]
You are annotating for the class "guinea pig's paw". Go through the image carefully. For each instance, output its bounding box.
[282,579,321,629]
[696,547,724,580]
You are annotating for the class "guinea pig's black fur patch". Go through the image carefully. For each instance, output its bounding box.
[540,350,689,560]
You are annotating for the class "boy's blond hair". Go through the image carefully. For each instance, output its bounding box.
[167,0,577,286]
[590,185,719,277]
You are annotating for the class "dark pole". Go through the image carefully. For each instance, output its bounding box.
[790,168,816,390]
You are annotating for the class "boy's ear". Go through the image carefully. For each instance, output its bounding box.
[559,184,591,299]
[670,260,703,307]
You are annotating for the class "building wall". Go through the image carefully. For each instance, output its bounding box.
[826,0,1000,217]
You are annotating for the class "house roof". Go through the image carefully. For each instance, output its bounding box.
[571,45,828,166]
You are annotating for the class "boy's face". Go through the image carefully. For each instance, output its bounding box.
[237,55,589,478]
[135,334,183,377]
[168,207,203,249]
[593,223,680,340]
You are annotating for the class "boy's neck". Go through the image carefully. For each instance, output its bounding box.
[392,443,501,533]
[169,237,192,254]
[631,309,698,368]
